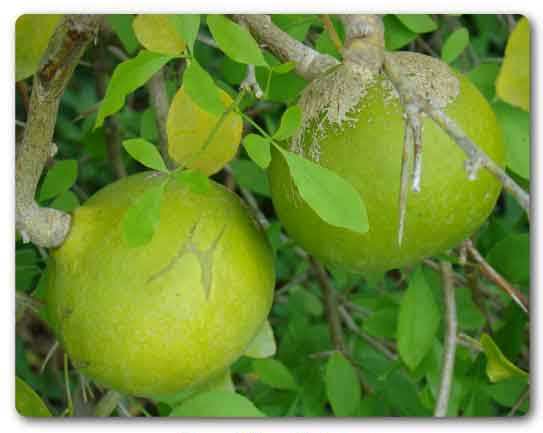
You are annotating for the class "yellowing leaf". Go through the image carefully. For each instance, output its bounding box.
[167,87,242,175]
[496,17,530,111]
[16,14,62,81]
[133,14,186,56]
[480,333,528,383]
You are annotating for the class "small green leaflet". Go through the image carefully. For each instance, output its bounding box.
[395,14,437,34]
[480,333,528,383]
[172,169,211,194]
[169,15,200,53]
[15,377,51,417]
[50,190,80,213]
[169,390,265,417]
[95,50,173,129]
[397,266,440,370]
[383,15,417,50]
[106,15,139,54]
[277,147,369,234]
[273,105,302,141]
[183,59,225,116]
[242,134,271,168]
[228,159,270,197]
[244,320,276,358]
[122,178,167,248]
[493,101,530,179]
[441,27,470,63]
[206,15,267,67]
[325,352,361,416]
[122,138,168,173]
[38,159,78,202]
[252,358,298,391]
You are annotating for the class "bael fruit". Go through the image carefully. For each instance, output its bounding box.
[268,52,505,274]
[46,172,274,396]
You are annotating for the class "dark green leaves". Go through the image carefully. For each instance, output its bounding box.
[252,358,298,390]
[228,159,270,197]
[442,27,470,63]
[183,59,225,116]
[95,50,172,128]
[273,106,302,141]
[397,267,440,370]
[383,15,417,50]
[395,14,437,34]
[169,390,265,417]
[325,352,361,416]
[486,233,530,287]
[123,138,168,172]
[122,178,167,248]
[169,15,200,53]
[277,147,369,234]
[207,15,267,66]
[38,160,78,202]
[242,134,271,168]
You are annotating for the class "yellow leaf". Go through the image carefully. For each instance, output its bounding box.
[132,15,186,56]
[496,17,530,111]
[15,14,62,81]
[480,333,528,383]
[166,87,242,175]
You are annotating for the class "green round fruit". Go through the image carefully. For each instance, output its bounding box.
[269,52,505,274]
[46,172,274,396]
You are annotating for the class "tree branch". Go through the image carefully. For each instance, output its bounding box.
[434,261,457,417]
[15,15,100,247]
[147,68,176,169]
[231,15,339,81]
[465,240,528,314]
[338,14,384,73]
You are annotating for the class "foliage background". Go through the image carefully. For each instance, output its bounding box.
[15,13,530,417]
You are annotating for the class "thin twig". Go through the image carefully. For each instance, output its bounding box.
[147,68,176,168]
[231,15,339,81]
[319,15,343,53]
[508,385,529,416]
[434,261,457,417]
[40,340,59,374]
[310,257,345,351]
[240,64,263,99]
[15,15,100,248]
[465,240,528,314]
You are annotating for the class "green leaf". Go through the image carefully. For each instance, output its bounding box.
[252,358,298,390]
[122,138,168,172]
[38,160,78,201]
[15,14,62,81]
[169,15,200,52]
[395,14,437,34]
[273,105,302,141]
[496,17,530,111]
[132,14,186,55]
[467,62,500,101]
[383,15,417,50]
[484,377,529,410]
[169,390,265,417]
[441,27,470,63]
[325,352,361,416]
[16,377,51,417]
[243,134,272,169]
[183,59,225,116]
[122,179,167,247]
[271,15,317,41]
[49,190,80,213]
[363,308,398,339]
[486,233,530,287]
[271,61,296,74]
[172,169,210,193]
[480,333,528,382]
[493,101,530,179]
[207,15,267,66]
[140,107,158,142]
[228,159,270,197]
[95,50,172,128]
[277,147,369,234]
[106,15,139,54]
[455,286,485,331]
[397,266,440,370]
[244,320,276,358]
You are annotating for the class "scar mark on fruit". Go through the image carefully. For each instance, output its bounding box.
[146,221,227,299]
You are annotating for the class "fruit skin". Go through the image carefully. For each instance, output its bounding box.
[268,54,505,275]
[46,172,274,397]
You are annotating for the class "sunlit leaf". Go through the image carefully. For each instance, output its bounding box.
[133,14,186,56]
[243,134,272,168]
[441,27,470,63]
[16,377,51,417]
[325,352,361,416]
[252,358,298,390]
[169,390,265,417]
[480,333,528,382]
[38,160,78,201]
[122,138,168,173]
[273,105,302,141]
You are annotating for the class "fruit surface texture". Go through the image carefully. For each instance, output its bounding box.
[269,52,505,274]
[47,172,275,396]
